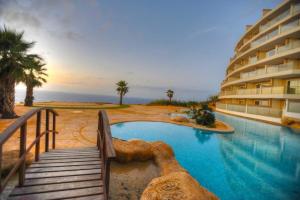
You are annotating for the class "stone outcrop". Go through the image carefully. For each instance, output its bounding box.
[171,116,190,123]
[113,139,153,162]
[113,138,219,200]
[141,172,218,200]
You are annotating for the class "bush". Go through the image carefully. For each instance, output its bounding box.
[195,111,215,127]
[148,99,199,107]
[188,104,215,127]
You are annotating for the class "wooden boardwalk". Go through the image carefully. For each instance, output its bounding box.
[8,147,104,200]
[0,109,115,200]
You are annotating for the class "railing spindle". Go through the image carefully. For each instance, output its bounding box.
[52,114,56,149]
[0,144,2,192]
[35,111,41,161]
[19,122,27,186]
[45,109,50,152]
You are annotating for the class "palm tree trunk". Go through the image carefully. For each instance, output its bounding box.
[0,82,4,116]
[2,77,17,118]
[119,94,123,105]
[24,85,34,106]
[169,97,172,104]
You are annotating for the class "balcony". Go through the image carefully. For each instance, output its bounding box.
[216,103,282,118]
[247,105,282,117]
[277,40,300,54]
[251,29,279,48]
[230,6,300,66]
[222,62,300,86]
[227,40,300,77]
[259,9,290,32]
[281,18,300,33]
[221,86,285,96]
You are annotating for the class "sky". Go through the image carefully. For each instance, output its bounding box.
[0,0,282,101]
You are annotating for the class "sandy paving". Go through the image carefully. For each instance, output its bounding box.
[0,104,231,154]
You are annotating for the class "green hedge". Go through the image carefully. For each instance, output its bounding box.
[147,99,200,107]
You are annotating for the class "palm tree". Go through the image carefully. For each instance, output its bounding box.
[0,82,3,116]
[22,57,47,106]
[0,26,35,118]
[166,89,174,103]
[208,95,219,107]
[116,80,129,105]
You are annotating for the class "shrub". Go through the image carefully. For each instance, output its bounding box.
[148,99,199,107]
[188,104,215,127]
[195,111,215,127]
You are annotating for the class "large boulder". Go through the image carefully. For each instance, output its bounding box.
[113,138,219,200]
[113,139,153,162]
[151,141,186,175]
[141,172,218,200]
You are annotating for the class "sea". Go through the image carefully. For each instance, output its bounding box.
[15,90,154,104]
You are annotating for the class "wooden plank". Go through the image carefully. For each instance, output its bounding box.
[67,195,105,200]
[39,155,100,160]
[8,186,104,200]
[11,180,102,196]
[50,148,97,152]
[41,152,100,157]
[26,169,101,179]
[24,174,101,186]
[26,164,101,173]
[33,158,100,164]
[30,161,101,168]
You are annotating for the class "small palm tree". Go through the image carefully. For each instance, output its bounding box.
[166,89,174,103]
[22,57,47,106]
[208,95,219,107]
[116,80,129,105]
[0,26,35,118]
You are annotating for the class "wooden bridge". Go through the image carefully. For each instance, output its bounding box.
[0,108,116,200]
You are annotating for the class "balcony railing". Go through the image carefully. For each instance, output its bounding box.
[259,9,290,32]
[227,40,300,76]
[247,105,282,117]
[230,5,300,66]
[223,62,299,85]
[251,29,279,48]
[216,103,282,117]
[281,18,300,33]
[220,86,285,96]
[277,40,300,54]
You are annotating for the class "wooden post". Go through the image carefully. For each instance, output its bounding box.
[19,122,27,186]
[52,114,56,149]
[45,109,50,152]
[0,144,2,192]
[35,111,41,161]
[105,159,111,199]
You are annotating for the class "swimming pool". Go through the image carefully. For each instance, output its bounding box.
[111,113,300,200]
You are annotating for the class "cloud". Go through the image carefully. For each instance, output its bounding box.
[0,0,82,40]
[188,26,218,39]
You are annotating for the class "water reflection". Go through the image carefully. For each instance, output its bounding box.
[194,129,211,144]
[216,113,300,200]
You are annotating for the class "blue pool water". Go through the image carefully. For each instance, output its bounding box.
[111,113,300,200]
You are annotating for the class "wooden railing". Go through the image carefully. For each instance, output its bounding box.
[97,110,116,200]
[0,108,58,193]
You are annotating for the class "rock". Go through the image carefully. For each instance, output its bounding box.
[141,172,218,200]
[151,142,186,175]
[113,138,219,200]
[113,139,153,162]
[171,116,189,123]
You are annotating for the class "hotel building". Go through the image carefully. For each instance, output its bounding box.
[216,0,300,123]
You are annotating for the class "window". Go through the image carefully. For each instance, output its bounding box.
[288,101,300,113]
[254,100,270,107]
[287,79,300,94]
